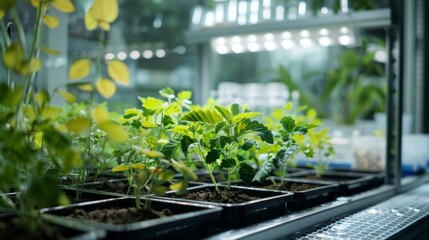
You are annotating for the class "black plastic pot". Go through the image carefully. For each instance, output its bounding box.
[287,170,376,194]
[330,168,385,186]
[41,197,222,240]
[233,177,340,209]
[161,184,294,226]
[61,187,122,204]
[0,214,105,240]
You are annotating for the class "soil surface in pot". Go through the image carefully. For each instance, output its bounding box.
[0,217,70,240]
[68,207,172,225]
[86,181,130,194]
[263,182,321,191]
[179,189,260,204]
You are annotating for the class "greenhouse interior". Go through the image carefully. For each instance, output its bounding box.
[1,0,429,239]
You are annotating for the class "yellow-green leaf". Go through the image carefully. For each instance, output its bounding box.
[35,90,50,106]
[41,106,62,120]
[307,108,317,119]
[52,0,75,13]
[284,102,293,111]
[0,10,5,19]
[107,60,129,85]
[30,0,41,8]
[21,58,42,74]
[112,165,130,172]
[43,15,59,29]
[66,117,91,133]
[172,126,191,137]
[2,43,25,70]
[171,159,197,181]
[58,193,71,206]
[232,112,261,123]
[24,105,36,122]
[141,121,157,128]
[169,179,188,195]
[78,83,94,92]
[178,90,192,100]
[131,163,146,170]
[57,90,76,103]
[98,121,128,143]
[96,78,116,99]
[41,46,61,55]
[140,149,164,159]
[92,107,109,124]
[152,186,166,196]
[165,103,181,115]
[141,97,164,110]
[69,59,92,80]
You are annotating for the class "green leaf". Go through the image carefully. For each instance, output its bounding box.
[112,165,131,172]
[141,97,164,110]
[215,122,226,133]
[206,149,220,164]
[152,186,166,196]
[232,112,260,123]
[231,103,242,116]
[182,109,222,124]
[253,158,273,182]
[293,125,308,135]
[214,105,232,122]
[241,139,257,150]
[239,163,255,183]
[181,135,196,158]
[275,145,299,165]
[220,158,236,169]
[280,116,296,133]
[160,140,180,160]
[243,120,274,144]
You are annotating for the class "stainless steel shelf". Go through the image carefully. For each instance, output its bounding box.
[186,9,391,44]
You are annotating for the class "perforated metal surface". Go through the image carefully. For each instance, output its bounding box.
[284,184,429,240]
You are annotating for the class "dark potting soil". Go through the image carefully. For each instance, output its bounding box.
[68,207,173,225]
[0,217,68,240]
[264,182,320,191]
[179,189,260,204]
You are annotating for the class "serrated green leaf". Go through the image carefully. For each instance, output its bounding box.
[206,149,220,164]
[220,158,236,169]
[253,158,273,182]
[275,145,299,165]
[214,105,232,122]
[242,120,274,144]
[232,112,261,123]
[231,103,242,116]
[239,163,255,183]
[280,116,296,133]
[165,103,181,115]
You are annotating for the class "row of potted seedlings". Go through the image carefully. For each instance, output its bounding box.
[0,1,382,238]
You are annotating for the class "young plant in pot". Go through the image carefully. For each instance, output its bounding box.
[168,103,294,225]
[0,0,102,237]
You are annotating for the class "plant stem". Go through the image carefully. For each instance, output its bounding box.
[197,145,219,192]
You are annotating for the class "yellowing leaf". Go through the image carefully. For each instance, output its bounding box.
[292,134,305,145]
[165,103,181,115]
[112,165,130,172]
[89,0,118,24]
[52,0,75,13]
[32,131,44,149]
[98,121,128,143]
[131,163,146,170]
[169,179,188,195]
[0,10,4,19]
[284,102,293,111]
[78,83,94,91]
[84,11,97,31]
[172,125,191,137]
[58,193,71,206]
[99,22,110,31]
[26,58,42,73]
[30,0,42,8]
[41,46,60,55]
[178,90,192,100]
[41,106,62,120]
[107,60,129,85]
[96,78,116,98]
[43,15,59,29]
[66,117,91,133]
[141,121,157,128]
[57,90,76,103]
[69,59,92,80]
[92,107,109,124]
[2,43,25,71]
[307,108,317,119]
[140,149,164,159]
